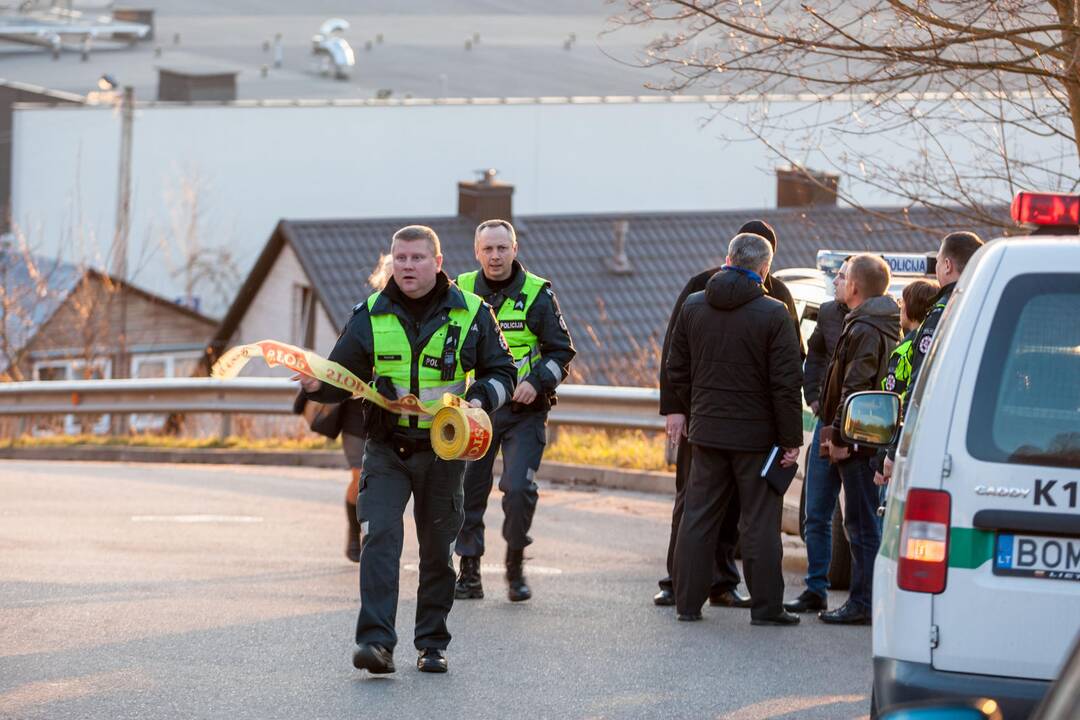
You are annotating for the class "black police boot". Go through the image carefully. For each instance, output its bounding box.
[417,648,448,674]
[345,501,361,563]
[506,548,532,602]
[455,556,483,599]
[784,589,827,613]
[352,643,395,674]
[653,588,675,606]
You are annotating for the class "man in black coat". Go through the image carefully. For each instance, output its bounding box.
[667,232,804,625]
[654,219,802,608]
[817,254,900,625]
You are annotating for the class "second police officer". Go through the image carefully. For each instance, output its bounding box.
[299,225,516,676]
[454,219,576,602]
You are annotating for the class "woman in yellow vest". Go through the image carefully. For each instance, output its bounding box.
[298,225,516,676]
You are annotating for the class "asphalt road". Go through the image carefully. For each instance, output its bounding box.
[0,460,871,719]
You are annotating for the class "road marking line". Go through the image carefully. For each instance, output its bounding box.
[130,515,264,523]
[402,563,563,575]
[716,694,867,720]
[0,671,151,715]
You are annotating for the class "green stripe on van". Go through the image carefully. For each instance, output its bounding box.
[948,528,995,569]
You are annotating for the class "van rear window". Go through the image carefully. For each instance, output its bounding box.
[968,274,1080,469]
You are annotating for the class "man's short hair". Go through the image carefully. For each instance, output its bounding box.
[940,231,984,273]
[848,254,891,297]
[901,278,940,324]
[392,225,441,256]
[737,219,777,250]
[475,218,516,247]
[727,233,774,273]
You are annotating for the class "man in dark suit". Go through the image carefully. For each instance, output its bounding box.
[653,220,802,608]
[667,232,804,625]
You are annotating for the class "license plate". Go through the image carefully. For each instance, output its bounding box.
[994,533,1080,581]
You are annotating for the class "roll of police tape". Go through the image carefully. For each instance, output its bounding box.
[431,405,493,461]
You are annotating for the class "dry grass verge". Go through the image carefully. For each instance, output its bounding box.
[9,428,674,472]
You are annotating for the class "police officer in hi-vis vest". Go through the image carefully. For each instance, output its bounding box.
[298,225,515,676]
[454,219,576,603]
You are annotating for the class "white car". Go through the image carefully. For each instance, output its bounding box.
[837,191,1080,718]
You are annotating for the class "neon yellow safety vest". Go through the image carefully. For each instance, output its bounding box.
[457,270,546,381]
[882,338,913,396]
[367,289,484,429]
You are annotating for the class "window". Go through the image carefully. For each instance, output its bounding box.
[31,358,111,435]
[292,284,317,349]
[34,363,70,382]
[967,274,1080,469]
[130,352,201,432]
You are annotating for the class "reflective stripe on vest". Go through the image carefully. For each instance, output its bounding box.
[367,290,483,429]
[457,270,546,380]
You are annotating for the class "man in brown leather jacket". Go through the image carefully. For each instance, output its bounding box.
[817,254,900,625]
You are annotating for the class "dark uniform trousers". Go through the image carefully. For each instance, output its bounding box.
[456,406,546,557]
[355,440,465,652]
[674,444,785,619]
[659,435,742,595]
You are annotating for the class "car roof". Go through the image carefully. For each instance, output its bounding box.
[774,268,932,308]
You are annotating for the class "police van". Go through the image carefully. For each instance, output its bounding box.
[835,191,1080,718]
[773,250,940,590]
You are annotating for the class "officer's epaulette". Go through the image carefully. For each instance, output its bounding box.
[352,302,364,315]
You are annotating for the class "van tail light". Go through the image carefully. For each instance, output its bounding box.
[898,489,951,594]
[1010,191,1080,228]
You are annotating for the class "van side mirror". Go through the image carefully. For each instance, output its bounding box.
[840,391,901,447]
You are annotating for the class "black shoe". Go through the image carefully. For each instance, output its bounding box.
[506,548,532,602]
[677,611,703,622]
[352,643,395,674]
[818,601,872,625]
[784,590,827,613]
[455,556,483,600]
[751,610,801,626]
[417,648,448,673]
[709,589,752,608]
[653,588,675,606]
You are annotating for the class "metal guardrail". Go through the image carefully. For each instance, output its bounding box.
[0,377,663,432]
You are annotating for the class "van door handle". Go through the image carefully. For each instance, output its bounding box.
[972,510,1080,536]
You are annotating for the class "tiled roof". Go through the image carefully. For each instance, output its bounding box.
[272,205,1008,386]
[0,252,83,375]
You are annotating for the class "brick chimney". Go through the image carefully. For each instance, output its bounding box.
[458,169,513,223]
[776,166,839,208]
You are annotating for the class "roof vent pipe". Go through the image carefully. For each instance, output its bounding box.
[607,220,633,275]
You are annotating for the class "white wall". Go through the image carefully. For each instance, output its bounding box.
[12,96,1063,315]
[226,242,338,376]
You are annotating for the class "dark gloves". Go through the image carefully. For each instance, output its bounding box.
[363,376,400,441]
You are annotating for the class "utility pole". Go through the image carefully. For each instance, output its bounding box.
[110,86,134,436]
[113,85,134,382]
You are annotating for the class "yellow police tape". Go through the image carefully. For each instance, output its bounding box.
[211,339,492,461]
